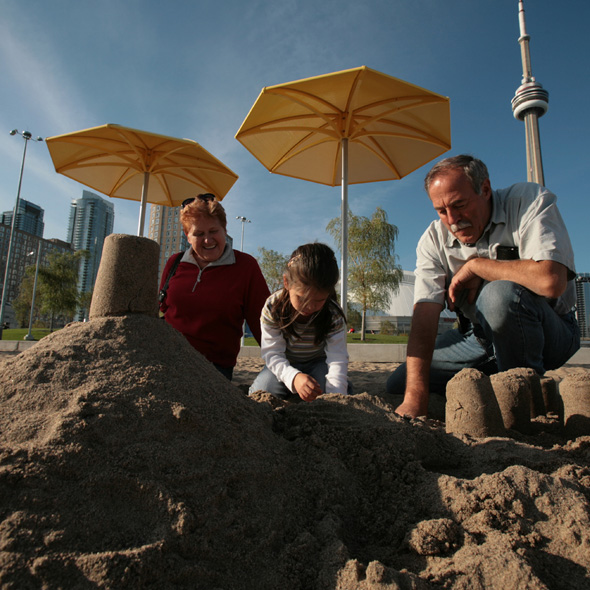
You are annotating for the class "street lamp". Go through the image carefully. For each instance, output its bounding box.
[0,129,43,340]
[236,215,252,346]
[236,215,251,251]
[24,241,42,341]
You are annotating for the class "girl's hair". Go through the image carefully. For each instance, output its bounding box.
[180,195,227,233]
[272,242,345,343]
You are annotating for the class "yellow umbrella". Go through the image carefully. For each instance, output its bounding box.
[235,66,451,306]
[46,124,239,236]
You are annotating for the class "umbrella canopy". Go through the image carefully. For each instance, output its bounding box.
[235,66,451,306]
[46,124,239,236]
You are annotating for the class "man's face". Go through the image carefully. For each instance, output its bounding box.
[428,168,492,245]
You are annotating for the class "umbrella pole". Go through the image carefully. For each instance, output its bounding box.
[137,171,150,236]
[340,138,348,318]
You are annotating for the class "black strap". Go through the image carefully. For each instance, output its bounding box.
[158,252,183,303]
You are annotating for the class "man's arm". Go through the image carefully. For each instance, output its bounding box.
[395,301,443,418]
[448,259,569,307]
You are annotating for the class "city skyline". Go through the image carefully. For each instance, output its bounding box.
[1,1,589,274]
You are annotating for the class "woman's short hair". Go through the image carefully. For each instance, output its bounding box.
[180,194,227,233]
[424,155,490,195]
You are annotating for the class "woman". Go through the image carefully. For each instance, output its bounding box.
[159,193,270,379]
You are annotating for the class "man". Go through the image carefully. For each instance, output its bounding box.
[387,155,580,418]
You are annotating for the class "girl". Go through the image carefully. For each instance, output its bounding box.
[249,243,351,402]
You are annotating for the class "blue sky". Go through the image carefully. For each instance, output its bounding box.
[1,0,589,274]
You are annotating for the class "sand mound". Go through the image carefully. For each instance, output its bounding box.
[0,315,589,589]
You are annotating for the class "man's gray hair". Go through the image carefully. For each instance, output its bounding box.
[424,155,489,195]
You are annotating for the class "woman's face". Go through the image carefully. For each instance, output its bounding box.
[185,216,227,267]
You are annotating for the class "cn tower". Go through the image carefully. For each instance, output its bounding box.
[511,0,549,186]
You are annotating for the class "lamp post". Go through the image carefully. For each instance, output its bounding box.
[236,215,251,251]
[236,215,252,346]
[0,130,43,340]
[24,241,42,341]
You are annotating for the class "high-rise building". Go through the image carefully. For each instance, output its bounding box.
[0,223,72,328]
[67,191,114,319]
[1,199,45,238]
[575,273,590,339]
[148,205,188,280]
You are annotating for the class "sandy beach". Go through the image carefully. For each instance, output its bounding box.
[1,314,589,589]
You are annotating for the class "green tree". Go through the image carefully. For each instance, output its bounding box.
[13,267,40,328]
[380,319,396,335]
[257,247,289,293]
[327,207,403,341]
[37,250,85,330]
[346,305,362,332]
[78,289,94,321]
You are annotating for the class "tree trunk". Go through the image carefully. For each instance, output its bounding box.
[361,308,366,342]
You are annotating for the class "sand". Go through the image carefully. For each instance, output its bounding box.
[0,314,589,589]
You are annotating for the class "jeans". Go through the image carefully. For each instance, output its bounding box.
[387,280,580,395]
[214,363,234,381]
[249,357,352,399]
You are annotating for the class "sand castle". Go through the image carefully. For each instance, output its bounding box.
[0,234,589,589]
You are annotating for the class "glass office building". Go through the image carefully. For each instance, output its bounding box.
[67,191,114,320]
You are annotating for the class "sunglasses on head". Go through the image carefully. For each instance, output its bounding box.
[181,193,216,208]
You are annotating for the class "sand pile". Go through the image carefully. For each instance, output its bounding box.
[1,314,589,589]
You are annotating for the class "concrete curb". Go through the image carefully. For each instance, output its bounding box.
[237,343,408,362]
[1,340,589,365]
[0,340,38,354]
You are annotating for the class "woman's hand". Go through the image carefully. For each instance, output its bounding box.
[293,373,322,402]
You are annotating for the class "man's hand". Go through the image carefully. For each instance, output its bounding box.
[447,259,483,310]
[395,392,428,419]
[293,373,322,402]
[394,302,442,420]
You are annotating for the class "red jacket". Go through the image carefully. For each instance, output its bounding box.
[159,247,269,368]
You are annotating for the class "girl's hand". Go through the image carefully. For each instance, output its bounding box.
[293,373,322,402]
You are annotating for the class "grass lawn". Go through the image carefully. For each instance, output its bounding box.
[1,328,54,341]
[346,333,409,344]
[243,333,408,346]
[3,330,409,345]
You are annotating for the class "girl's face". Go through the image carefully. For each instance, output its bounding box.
[185,216,227,268]
[284,277,330,318]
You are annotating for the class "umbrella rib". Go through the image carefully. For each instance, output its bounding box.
[342,67,364,137]
[271,136,336,172]
[237,114,342,140]
[239,114,342,172]
[355,121,451,146]
[50,136,146,169]
[160,166,238,191]
[352,129,450,179]
[349,95,448,139]
[267,87,344,134]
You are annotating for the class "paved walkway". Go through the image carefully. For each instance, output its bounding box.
[2,339,589,366]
